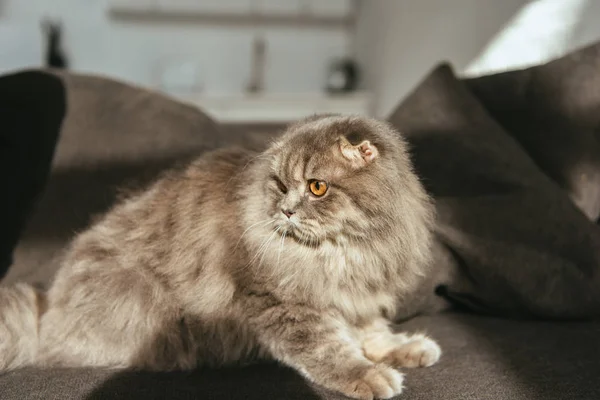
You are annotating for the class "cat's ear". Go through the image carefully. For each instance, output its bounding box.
[339,135,379,167]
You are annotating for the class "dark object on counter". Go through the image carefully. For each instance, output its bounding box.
[246,36,266,94]
[325,58,359,94]
[42,19,68,69]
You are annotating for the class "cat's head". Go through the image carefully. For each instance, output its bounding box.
[248,114,432,247]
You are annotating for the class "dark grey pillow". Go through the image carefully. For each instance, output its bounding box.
[464,42,600,220]
[5,71,222,287]
[389,63,600,319]
[0,71,65,280]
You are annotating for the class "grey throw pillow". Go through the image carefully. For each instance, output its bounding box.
[389,63,600,319]
[464,42,600,220]
[0,71,65,280]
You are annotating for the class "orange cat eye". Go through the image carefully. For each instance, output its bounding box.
[308,180,328,197]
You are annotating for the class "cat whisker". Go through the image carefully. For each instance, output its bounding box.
[258,227,281,269]
[246,229,278,272]
[252,229,282,280]
[278,246,304,288]
[234,219,275,253]
[271,230,288,282]
[277,230,287,267]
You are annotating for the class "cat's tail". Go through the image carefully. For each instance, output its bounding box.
[0,283,45,371]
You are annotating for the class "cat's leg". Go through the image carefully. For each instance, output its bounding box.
[37,265,197,371]
[247,300,404,400]
[360,318,441,369]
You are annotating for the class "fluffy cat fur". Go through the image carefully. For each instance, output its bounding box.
[0,115,440,399]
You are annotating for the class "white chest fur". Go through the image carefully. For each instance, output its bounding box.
[262,235,398,323]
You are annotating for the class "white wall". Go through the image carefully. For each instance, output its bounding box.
[0,0,352,95]
[356,0,600,118]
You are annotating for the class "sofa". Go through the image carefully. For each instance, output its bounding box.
[1,42,600,400]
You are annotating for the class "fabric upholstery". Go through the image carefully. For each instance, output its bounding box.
[0,70,65,279]
[389,63,600,319]
[1,313,598,400]
[465,42,600,221]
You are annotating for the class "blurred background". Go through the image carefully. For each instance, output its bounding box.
[1,0,600,123]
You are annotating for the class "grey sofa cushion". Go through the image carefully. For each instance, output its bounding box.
[465,42,600,220]
[1,313,598,400]
[389,63,600,319]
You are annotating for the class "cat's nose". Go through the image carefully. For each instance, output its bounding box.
[282,209,295,218]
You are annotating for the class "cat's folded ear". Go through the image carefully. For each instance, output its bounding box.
[339,134,379,168]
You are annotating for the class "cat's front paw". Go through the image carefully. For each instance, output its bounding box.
[387,335,441,368]
[340,366,404,400]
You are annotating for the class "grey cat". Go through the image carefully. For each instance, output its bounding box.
[0,115,440,399]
